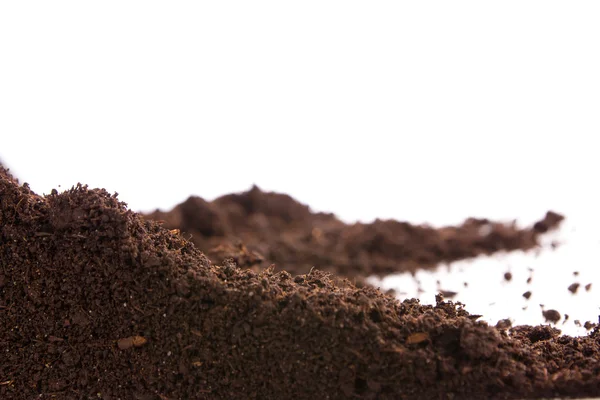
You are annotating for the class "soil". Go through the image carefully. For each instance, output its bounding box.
[2,167,600,399]
[523,291,532,300]
[145,186,564,280]
[569,283,580,294]
[542,309,561,324]
[495,319,512,330]
[439,290,458,299]
[584,321,598,331]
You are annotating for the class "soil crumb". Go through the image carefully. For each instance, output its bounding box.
[495,319,512,330]
[523,291,532,300]
[439,290,458,299]
[2,167,598,399]
[585,283,592,291]
[504,271,512,281]
[145,186,564,279]
[542,309,562,324]
[584,321,597,331]
[568,283,580,294]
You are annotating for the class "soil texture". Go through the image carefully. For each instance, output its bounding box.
[146,186,564,279]
[1,167,599,399]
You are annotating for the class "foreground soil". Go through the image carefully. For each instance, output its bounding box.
[146,186,563,280]
[1,167,599,399]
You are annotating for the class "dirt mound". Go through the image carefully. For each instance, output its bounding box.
[1,167,598,399]
[147,185,564,278]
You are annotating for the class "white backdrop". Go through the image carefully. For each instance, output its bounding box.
[1,1,599,334]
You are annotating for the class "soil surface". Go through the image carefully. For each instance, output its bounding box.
[1,167,599,399]
[146,186,564,280]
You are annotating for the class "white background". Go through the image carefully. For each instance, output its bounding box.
[1,1,599,334]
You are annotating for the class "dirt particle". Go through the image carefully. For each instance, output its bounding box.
[504,272,512,281]
[542,309,561,324]
[568,283,580,294]
[532,211,565,233]
[584,321,597,331]
[439,290,458,299]
[117,336,148,350]
[406,332,429,345]
[523,291,532,300]
[495,319,512,330]
[585,283,592,291]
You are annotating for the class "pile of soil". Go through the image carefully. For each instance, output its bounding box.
[146,186,564,279]
[2,167,599,399]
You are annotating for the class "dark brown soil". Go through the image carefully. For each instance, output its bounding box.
[495,318,512,330]
[569,283,580,294]
[523,291,532,300]
[584,321,598,331]
[146,186,564,279]
[439,290,458,299]
[542,309,562,324]
[2,167,600,399]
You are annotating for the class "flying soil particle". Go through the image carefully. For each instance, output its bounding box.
[568,283,580,294]
[584,321,597,331]
[504,272,512,281]
[523,291,532,300]
[439,290,458,299]
[542,309,561,324]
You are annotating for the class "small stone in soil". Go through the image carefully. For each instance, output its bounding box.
[406,332,429,344]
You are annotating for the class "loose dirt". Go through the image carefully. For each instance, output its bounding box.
[146,186,564,280]
[1,167,599,399]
